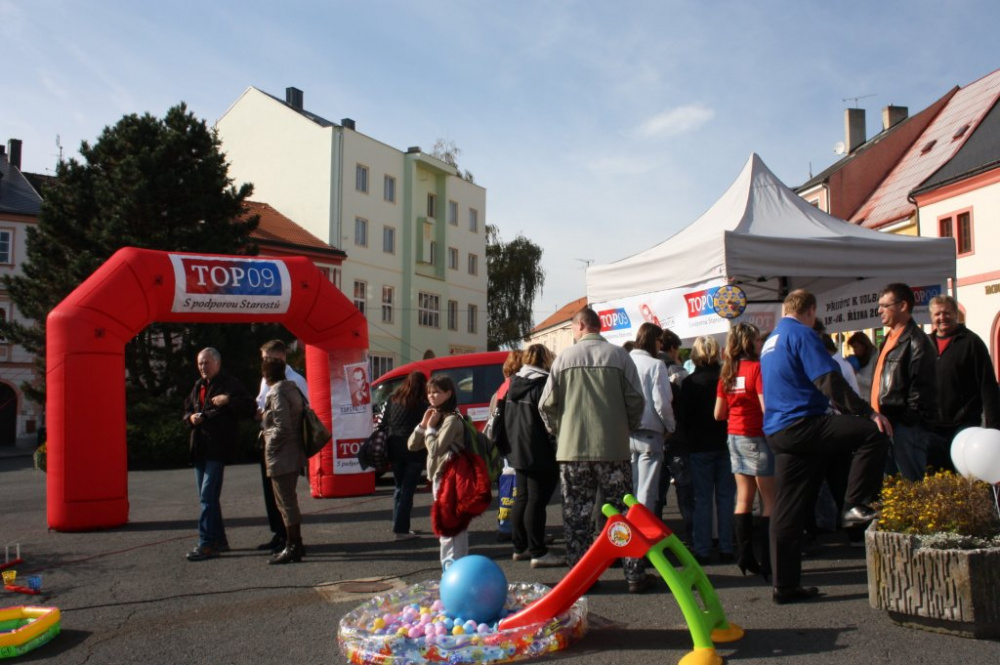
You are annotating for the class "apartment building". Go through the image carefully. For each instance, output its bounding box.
[216,87,488,377]
[0,140,43,448]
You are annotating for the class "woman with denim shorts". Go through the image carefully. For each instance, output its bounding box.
[714,323,775,582]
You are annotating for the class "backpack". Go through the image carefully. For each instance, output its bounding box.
[462,416,502,483]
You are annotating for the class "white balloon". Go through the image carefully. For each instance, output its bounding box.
[963,428,1000,484]
[951,427,983,477]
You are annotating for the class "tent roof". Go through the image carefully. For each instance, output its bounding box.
[586,153,955,303]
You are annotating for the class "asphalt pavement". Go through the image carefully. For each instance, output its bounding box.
[2,449,997,664]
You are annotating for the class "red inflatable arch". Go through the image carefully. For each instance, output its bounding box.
[46,247,372,531]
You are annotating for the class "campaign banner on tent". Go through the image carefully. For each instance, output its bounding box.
[815,277,943,333]
[328,354,372,475]
[592,278,725,343]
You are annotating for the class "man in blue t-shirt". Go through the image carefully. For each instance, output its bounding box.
[760,289,891,605]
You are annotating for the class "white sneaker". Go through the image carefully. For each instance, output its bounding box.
[530,552,567,568]
[512,551,531,561]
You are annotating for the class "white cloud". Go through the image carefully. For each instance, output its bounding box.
[635,104,715,139]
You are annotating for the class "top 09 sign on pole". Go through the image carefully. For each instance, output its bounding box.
[170,255,293,315]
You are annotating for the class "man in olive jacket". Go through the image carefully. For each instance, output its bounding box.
[539,307,651,593]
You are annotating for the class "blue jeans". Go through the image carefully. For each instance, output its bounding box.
[194,459,226,547]
[392,457,424,534]
[888,421,934,481]
[630,430,664,511]
[689,451,736,557]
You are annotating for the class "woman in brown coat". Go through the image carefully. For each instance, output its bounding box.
[261,356,307,564]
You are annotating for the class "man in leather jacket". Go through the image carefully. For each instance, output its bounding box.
[183,347,256,561]
[871,284,938,480]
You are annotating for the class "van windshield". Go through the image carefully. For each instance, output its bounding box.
[371,363,505,415]
[371,378,404,415]
[431,364,505,407]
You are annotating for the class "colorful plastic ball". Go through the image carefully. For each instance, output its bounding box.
[440,555,508,624]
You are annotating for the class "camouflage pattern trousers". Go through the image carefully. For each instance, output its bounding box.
[559,460,646,583]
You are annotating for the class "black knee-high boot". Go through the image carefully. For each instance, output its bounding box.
[734,512,761,577]
[756,516,772,583]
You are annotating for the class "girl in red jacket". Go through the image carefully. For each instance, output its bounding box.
[408,375,468,570]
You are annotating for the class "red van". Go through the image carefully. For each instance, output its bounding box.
[370,351,511,430]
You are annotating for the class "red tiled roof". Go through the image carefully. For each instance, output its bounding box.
[243,201,344,255]
[852,69,1000,229]
[532,296,587,333]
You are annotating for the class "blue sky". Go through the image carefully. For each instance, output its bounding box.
[3,0,998,323]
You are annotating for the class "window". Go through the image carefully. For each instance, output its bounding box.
[939,210,973,255]
[319,265,342,289]
[370,354,394,380]
[468,253,478,276]
[354,217,368,247]
[356,164,369,193]
[469,208,479,233]
[448,200,458,226]
[448,247,459,270]
[0,230,11,264]
[381,285,394,324]
[447,300,459,331]
[418,292,440,328]
[428,241,437,265]
[383,226,395,254]
[383,175,396,203]
[0,304,7,344]
[468,304,478,334]
[427,193,437,219]
[353,280,367,315]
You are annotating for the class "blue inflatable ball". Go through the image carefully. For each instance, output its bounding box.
[439,555,508,624]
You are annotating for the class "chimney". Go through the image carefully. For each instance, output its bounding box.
[341,118,356,130]
[7,139,22,170]
[285,87,303,110]
[882,105,908,130]
[845,108,866,153]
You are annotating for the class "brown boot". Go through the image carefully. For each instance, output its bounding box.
[269,524,303,565]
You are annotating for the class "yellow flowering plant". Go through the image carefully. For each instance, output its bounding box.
[875,471,1000,549]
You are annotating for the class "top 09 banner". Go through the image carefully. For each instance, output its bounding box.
[170,255,292,314]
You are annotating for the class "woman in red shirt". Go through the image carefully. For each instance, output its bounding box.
[714,323,774,581]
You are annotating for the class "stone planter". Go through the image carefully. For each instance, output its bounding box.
[866,527,1000,638]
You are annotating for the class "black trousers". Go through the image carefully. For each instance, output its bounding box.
[767,414,889,589]
[511,466,558,559]
[259,450,287,540]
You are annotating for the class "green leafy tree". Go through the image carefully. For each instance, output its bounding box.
[486,224,545,350]
[1,103,263,464]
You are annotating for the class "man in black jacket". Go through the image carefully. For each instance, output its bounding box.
[928,295,1000,469]
[872,284,938,480]
[183,347,256,561]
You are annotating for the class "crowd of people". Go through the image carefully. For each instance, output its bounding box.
[178,284,1000,605]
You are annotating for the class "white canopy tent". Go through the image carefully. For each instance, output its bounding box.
[586,154,956,341]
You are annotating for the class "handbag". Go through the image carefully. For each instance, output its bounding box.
[483,392,511,457]
[294,386,331,458]
[357,404,389,471]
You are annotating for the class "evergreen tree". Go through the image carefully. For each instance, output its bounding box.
[486,224,545,350]
[2,104,261,463]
